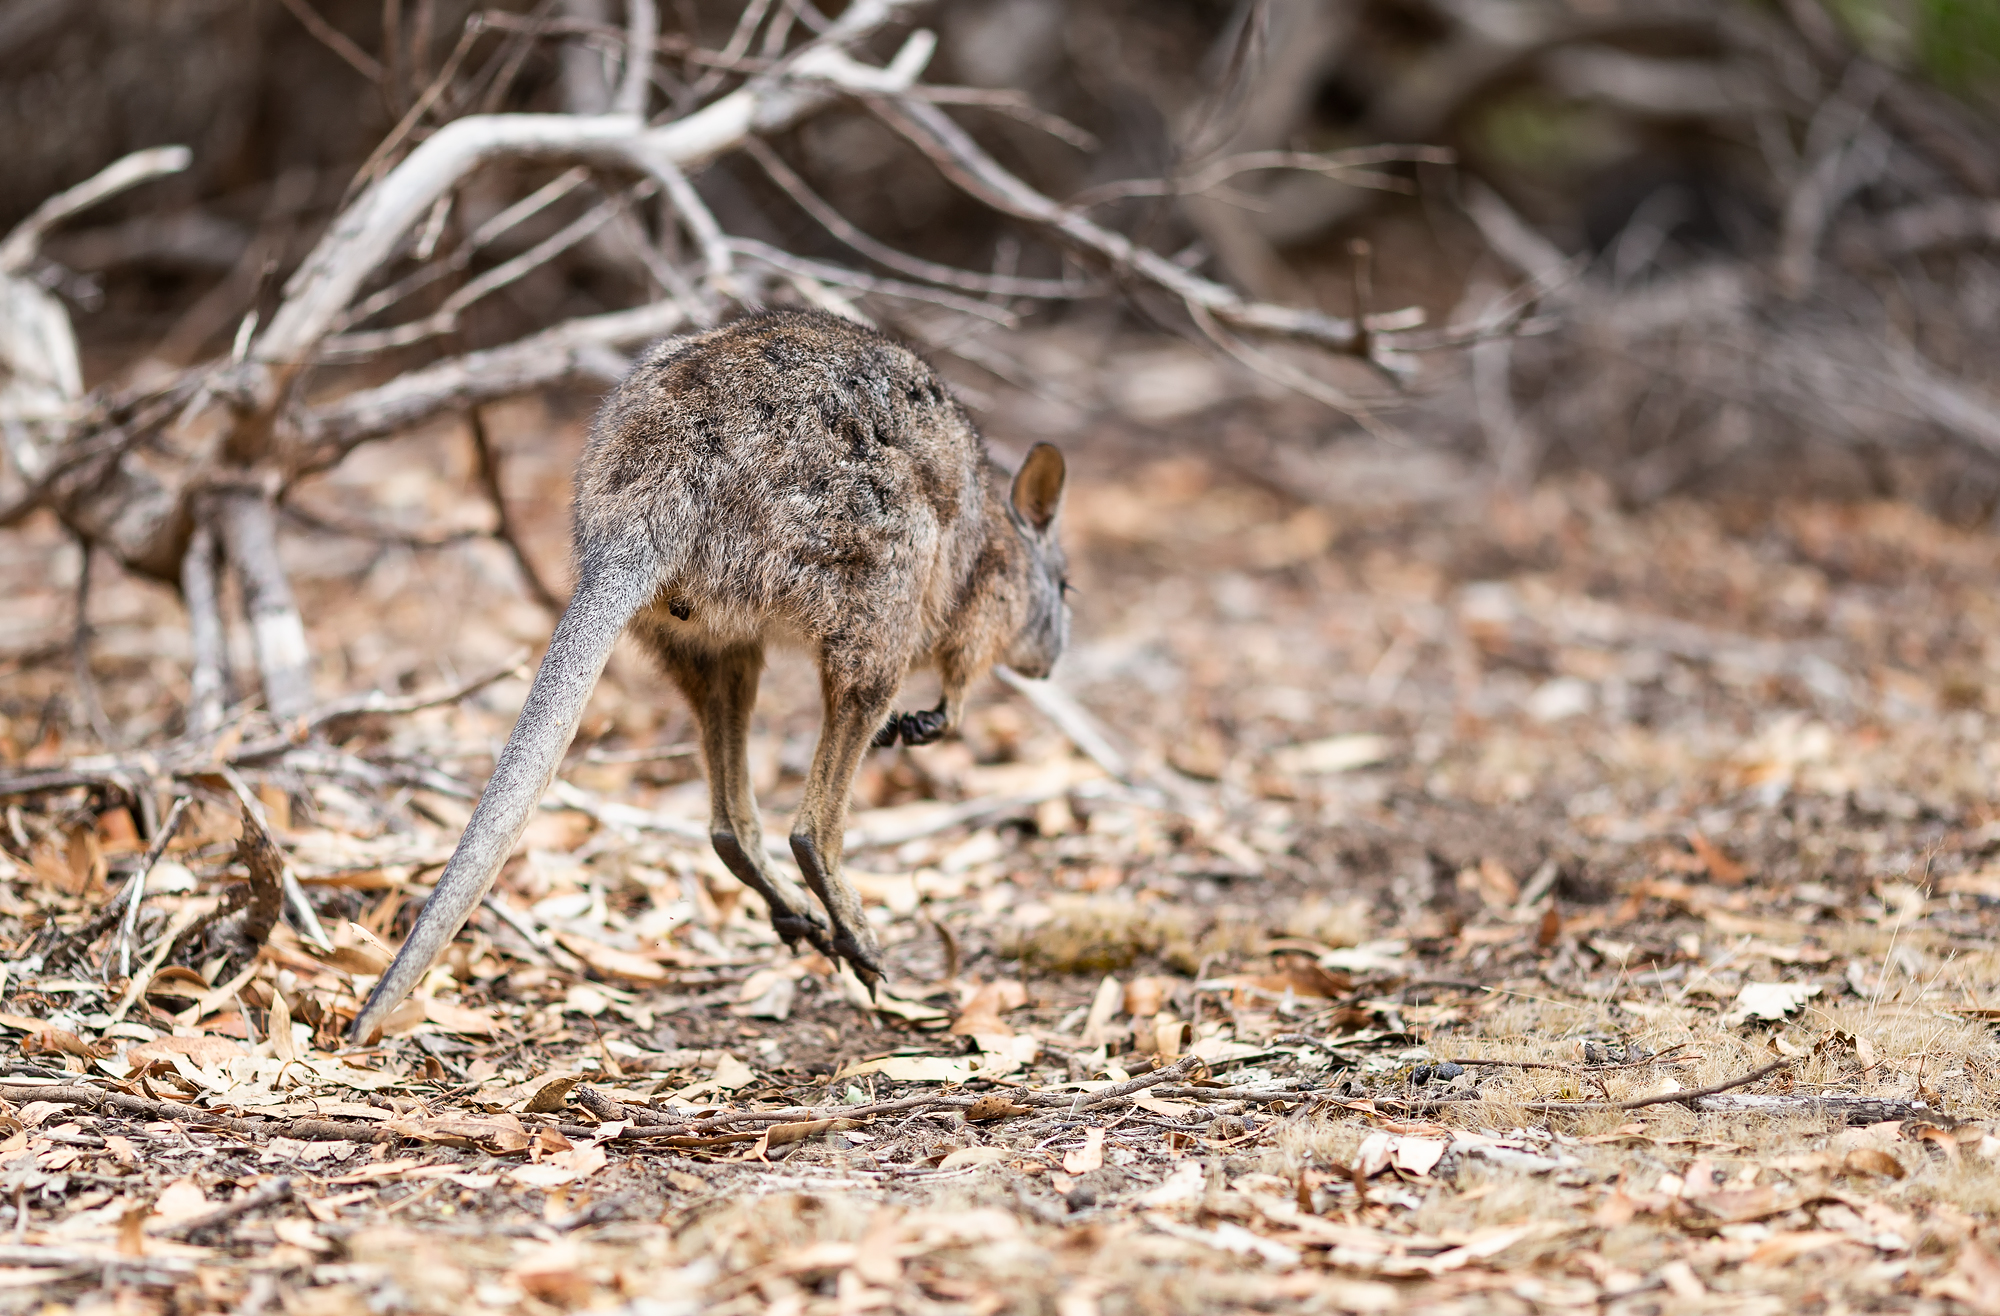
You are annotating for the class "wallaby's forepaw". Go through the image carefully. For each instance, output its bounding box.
[897,706,948,745]
[873,705,948,748]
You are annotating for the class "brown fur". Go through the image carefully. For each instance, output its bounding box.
[349,310,1068,1040]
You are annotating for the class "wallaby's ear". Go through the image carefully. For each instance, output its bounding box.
[1010,443,1065,533]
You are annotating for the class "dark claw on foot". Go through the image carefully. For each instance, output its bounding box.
[872,717,901,748]
[836,937,885,996]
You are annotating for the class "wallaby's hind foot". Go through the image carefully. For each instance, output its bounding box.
[789,831,885,989]
[709,830,835,958]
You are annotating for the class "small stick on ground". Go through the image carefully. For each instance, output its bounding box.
[103,901,210,1025]
[70,535,115,749]
[1441,1041,1695,1073]
[1521,1056,1797,1114]
[110,795,193,978]
[154,1177,295,1241]
[181,519,227,737]
[468,407,564,614]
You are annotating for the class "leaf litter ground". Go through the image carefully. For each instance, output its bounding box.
[3,359,2000,1315]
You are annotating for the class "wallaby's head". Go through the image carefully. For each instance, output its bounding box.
[1003,443,1069,679]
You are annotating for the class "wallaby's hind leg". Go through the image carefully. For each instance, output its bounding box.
[791,670,897,988]
[663,644,833,957]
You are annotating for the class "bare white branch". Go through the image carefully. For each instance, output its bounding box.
[250,0,927,383]
[300,301,688,461]
[616,0,658,117]
[0,146,192,275]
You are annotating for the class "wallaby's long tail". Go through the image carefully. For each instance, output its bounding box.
[349,559,654,1042]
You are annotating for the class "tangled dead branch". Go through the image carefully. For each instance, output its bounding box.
[0,0,1465,763]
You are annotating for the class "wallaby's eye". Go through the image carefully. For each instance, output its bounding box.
[1059,578,1075,598]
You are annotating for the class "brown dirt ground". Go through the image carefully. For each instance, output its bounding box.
[4,335,2000,1316]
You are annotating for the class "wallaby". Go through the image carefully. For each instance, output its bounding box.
[349,309,1069,1042]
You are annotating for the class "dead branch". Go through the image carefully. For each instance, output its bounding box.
[68,534,113,747]
[864,96,1411,371]
[154,1177,296,1242]
[0,1084,395,1145]
[300,301,687,464]
[180,521,226,737]
[0,146,192,275]
[244,0,927,388]
[109,795,192,978]
[468,408,564,613]
[741,137,1094,299]
[1852,197,2000,257]
[214,487,315,722]
[1520,1056,1796,1113]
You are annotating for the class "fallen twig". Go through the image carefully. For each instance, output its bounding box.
[153,1177,295,1241]
[109,795,192,978]
[1518,1056,1796,1114]
[0,1084,396,1144]
[1440,1042,1694,1073]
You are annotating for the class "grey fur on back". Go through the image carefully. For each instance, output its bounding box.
[350,310,1068,1042]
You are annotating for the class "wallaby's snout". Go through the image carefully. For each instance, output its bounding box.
[1004,442,1069,680]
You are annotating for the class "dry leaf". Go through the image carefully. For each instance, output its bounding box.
[1123,976,1168,1017]
[1080,975,1125,1048]
[1063,1126,1105,1175]
[126,1035,245,1070]
[765,1118,854,1147]
[269,988,296,1062]
[965,1094,1032,1121]
[1841,1148,1906,1179]
[321,921,394,975]
[117,1205,148,1257]
[1268,734,1390,775]
[422,997,502,1036]
[1724,981,1819,1024]
[837,1055,977,1084]
[1934,1242,2000,1315]
[973,1033,1040,1076]
[21,1027,110,1059]
[1137,1160,1204,1207]
[523,1075,585,1114]
[950,978,1028,1036]
[273,1219,333,1252]
[557,931,671,983]
[938,1147,1013,1171]
[151,1179,212,1222]
[709,1053,755,1089]
[1689,832,1748,884]
[383,1112,533,1153]
[1745,1231,1851,1267]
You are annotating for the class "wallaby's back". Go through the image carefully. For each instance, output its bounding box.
[577,312,989,662]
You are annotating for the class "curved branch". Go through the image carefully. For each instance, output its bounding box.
[865,96,1390,366]
[297,300,687,466]
[250,0,927,382]
[214,488,314,721]
[0,146,192,274]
